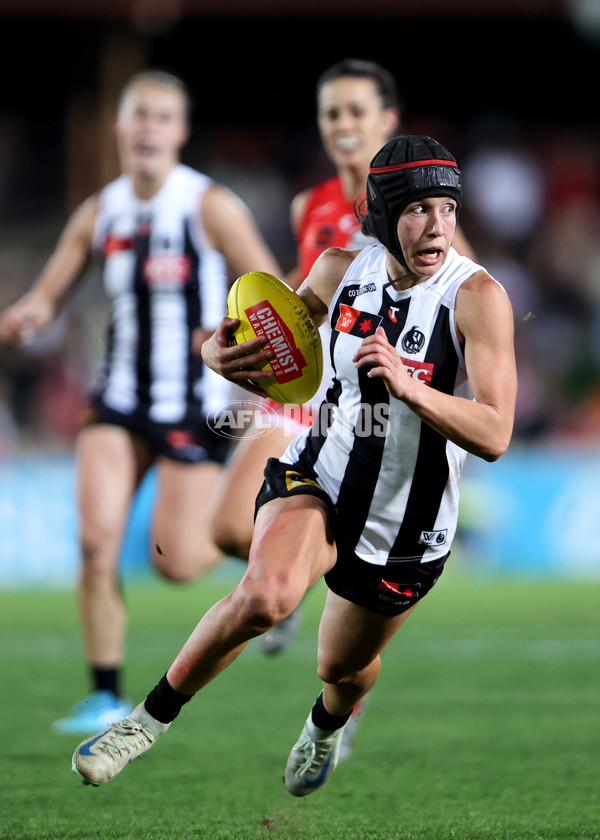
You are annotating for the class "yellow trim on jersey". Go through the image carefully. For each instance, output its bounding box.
[285,470,325,493]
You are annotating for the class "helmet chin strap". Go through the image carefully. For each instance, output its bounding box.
[383,272,414,289]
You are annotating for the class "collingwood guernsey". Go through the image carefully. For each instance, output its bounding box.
[92,164,230,423]
[280,242,482,565]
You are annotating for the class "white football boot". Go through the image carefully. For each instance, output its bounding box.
[72,702,170,786]
[284,714,346,796]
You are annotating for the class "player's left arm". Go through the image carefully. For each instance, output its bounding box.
[200,184,283,279]
[353,271,517,462]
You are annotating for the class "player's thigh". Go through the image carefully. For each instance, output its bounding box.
[245,494,337,600]
[76,424,151,553]
[317,589,415,674]
[152,457,222,559]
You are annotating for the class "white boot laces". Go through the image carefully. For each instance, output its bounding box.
[296,732,333,778]
[97,719,153,759]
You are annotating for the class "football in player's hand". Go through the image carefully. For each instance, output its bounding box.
[227,272,323,405]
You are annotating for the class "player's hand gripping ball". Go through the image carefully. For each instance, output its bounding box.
[227,272,323,405]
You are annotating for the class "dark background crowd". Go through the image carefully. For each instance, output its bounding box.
[1,1,599,453]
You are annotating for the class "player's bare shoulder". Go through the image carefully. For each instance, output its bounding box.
[69,193,101,244]
[458,269,513,310]
[455,268,514,343]
[301,247,362,312]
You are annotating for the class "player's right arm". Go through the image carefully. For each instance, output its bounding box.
[201,247,356,392]
[0,194,98,344]
[296,246,356,323]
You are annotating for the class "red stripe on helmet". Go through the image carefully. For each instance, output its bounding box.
[370,159,458,174]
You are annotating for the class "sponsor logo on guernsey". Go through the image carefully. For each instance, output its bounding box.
[400,357,434,386]
[335,303,383,337]
[144,254,192,286]
[339,213,357,234]
[418,529,447,546]
[388,306,400,323]
[103,234,134,257]
[246,301,307,384]
[311,201,337,218]
[311,223,334,250]
[348,283,377,298]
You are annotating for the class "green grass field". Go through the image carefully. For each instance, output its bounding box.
[1,563,598,840]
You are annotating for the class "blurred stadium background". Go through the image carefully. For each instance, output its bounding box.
[1,0,600,586]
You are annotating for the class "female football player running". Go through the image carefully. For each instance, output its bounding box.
[0,70,281,735]
[72,134,516,797]
[207,59,475,662]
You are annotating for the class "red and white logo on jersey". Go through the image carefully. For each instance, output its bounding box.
[339,213,357,234]
[335,304,383,337]
[143,254,192,286]
[401,357,434,386]
[103,234,134,257]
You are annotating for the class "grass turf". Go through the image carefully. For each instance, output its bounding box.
[0,563,598,840]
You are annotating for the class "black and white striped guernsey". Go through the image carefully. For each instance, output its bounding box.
[92,164,231,423]
[281,242,483,565]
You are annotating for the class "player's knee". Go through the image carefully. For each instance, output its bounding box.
[317,652,381,689]
[234,587,293,634]
[154,561,194,583]
[316,661,355,686]
[79,520,119,567]
[153,542,222,582]
[316,653,371,687]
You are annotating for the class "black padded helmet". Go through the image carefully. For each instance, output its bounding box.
[366,135,462,267]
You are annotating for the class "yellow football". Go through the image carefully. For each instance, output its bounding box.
[226,272,323,405]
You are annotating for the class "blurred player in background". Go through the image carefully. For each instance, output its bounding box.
[71,133,516,795]
[0,70,281,734]
[209,59,475,656]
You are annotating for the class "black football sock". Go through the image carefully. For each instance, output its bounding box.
[144,674,193,724]
[311,691,352,731]
[91,665,120,697]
